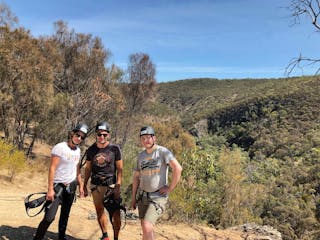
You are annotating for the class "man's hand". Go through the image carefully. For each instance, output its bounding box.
[159,185,170,195]
[131,198,137,210]
[114,184,121,199]
[78,186,85,198]
[46,188,55,201]
[83,185,89,197]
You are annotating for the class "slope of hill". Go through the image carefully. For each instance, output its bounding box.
[156,76,320,240]
[157,76,316,129]
[158,76,320,159]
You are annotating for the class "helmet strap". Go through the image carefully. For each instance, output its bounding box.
[69,133,78,149]
[71,139,78,146]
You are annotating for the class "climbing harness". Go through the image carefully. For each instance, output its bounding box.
[24,192,48,217]
[24,183,65,217]
[137,189,164,215]
[103,187,127,229]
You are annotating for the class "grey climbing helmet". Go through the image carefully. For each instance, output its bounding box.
[140,126,155,136]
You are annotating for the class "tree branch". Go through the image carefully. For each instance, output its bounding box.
[287,0,320,76]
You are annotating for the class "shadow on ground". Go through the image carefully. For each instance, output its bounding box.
[0,225,83,240]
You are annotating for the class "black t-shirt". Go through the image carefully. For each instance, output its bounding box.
[86,143,122,185]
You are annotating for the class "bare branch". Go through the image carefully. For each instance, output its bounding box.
[286,53,320,75]
[287,0,320,76]
[0,3,18,28]
[289,0,320,30]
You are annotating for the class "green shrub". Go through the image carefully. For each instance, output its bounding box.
[0,139,27,181]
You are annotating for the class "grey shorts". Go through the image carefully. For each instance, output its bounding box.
[137,191,168,225]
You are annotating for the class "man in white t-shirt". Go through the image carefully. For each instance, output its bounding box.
[131,126,182,240]
[33,123,88,240]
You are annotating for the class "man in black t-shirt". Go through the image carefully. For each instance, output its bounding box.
[84,121,123,240]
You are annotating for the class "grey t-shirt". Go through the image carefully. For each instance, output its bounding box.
[135,145,175,193]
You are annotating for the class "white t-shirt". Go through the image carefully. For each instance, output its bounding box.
[51,142,81,184]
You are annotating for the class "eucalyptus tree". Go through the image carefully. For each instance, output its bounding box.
[0,27,55,149]
[119,53,157,148]
[43,20,120,143]
[0,4,55,149]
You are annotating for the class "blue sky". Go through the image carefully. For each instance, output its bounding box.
[4,0,320,82]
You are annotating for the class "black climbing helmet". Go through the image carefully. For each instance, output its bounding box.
[73,123,89,136]
[140,126,155,136]
[96,121,111,132]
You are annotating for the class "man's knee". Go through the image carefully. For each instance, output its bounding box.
[44,213,56,223]
[142,220,154,231]
[113,221,121,232]
[95,203,105,215]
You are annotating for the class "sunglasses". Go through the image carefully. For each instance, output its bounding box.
[75,133,85,140]
[97,133,108,137]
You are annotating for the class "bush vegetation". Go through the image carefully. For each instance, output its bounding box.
[0,139,27,181]
[157,76,320,240]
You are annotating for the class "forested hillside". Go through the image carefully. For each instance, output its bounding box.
[157,76,320,240]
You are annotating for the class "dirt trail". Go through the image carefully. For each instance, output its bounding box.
[0,169,244,240]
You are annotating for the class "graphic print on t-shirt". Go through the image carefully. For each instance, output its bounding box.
[94,152,111,167]
[141,157,161,176]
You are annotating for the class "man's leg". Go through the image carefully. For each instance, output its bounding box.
[92,186,109,238]
[112,209,121,240]
[58,192,75,239]
[138,195,167,240]
[141,220,154,240]
[33,199,60,240]
[96,202,109,233]
[138,197,156,240]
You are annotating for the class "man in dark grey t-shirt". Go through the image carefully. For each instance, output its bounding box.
[131,126,182,240]
[84,121,123,240]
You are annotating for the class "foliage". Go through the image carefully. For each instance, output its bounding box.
[217,147,265,227]
[158,76,320,239]
[0,139,26,181]
[169,143,267,227]
[43,20,117,143]
[119,53,157,148]
[0,25,55,149]
[152,120,195,159]
[168,145,219,223]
